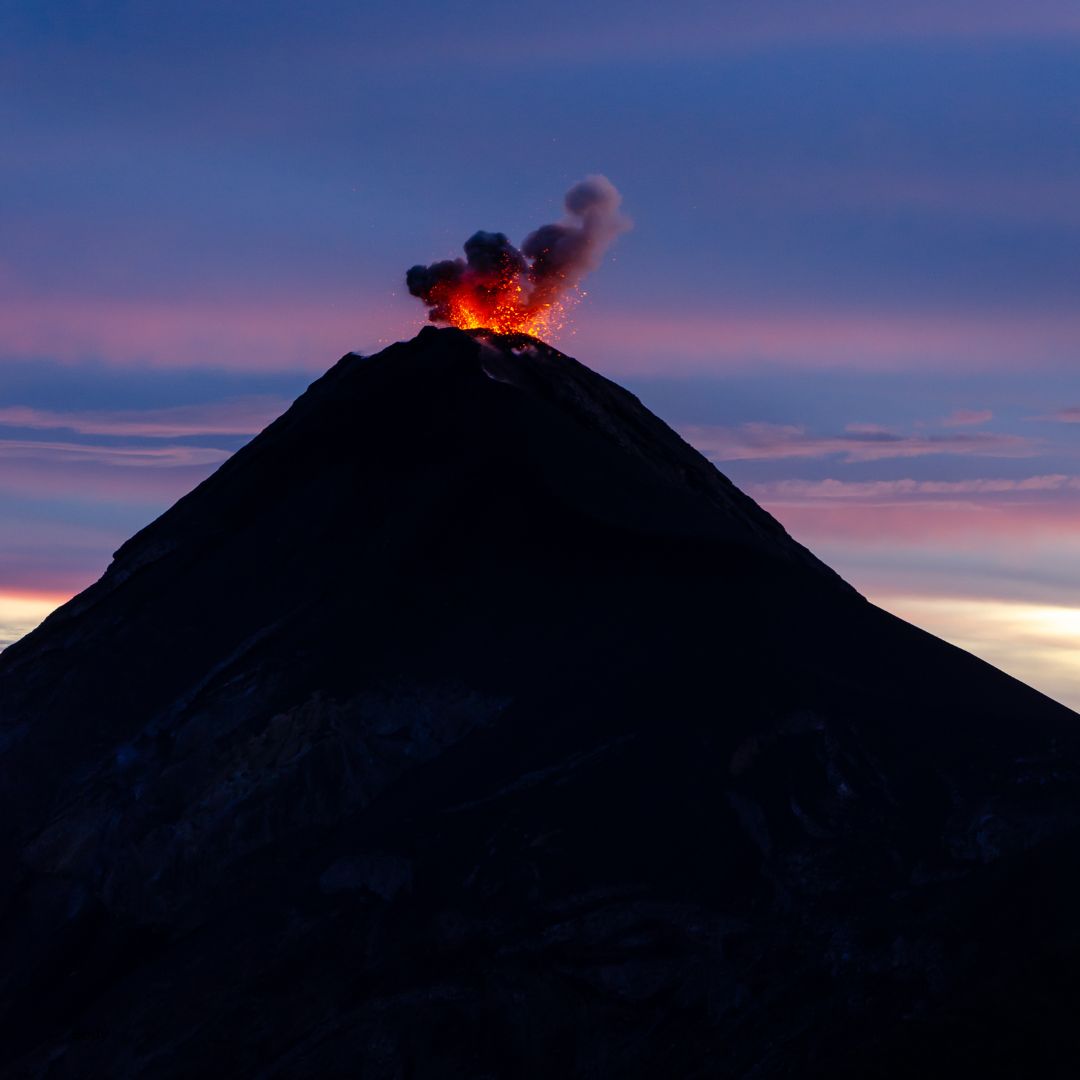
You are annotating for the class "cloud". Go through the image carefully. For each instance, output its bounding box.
[0,397,288,438]
[1041,407,1080,423]
[0,522,127,597]
[0,440,229,469]
[940,408,993,428]
[570,309,1080,376]
[742,474,1080,551]
[681,422,1036,463]
[749,487,1080,549]
[0,439,230,504]
[7,296,1080,378]
[843,422,894,435]
[0,295,413,371]
[751,475,1080,501]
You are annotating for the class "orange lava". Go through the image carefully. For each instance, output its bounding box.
[435,279,578,339]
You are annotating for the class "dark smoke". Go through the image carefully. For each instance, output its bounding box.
[406,175,630,327]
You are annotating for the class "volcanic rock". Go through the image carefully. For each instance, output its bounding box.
[2,326,1079,1077]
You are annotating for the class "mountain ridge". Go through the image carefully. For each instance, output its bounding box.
[4,326,840,662]
[1,326,1078,1078]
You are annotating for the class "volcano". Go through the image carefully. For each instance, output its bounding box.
[2,326,1079,1077]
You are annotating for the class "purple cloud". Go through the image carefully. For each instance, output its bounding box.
[0,441,229,469]
[0,397,288,438]
[681,423,1036,463]
[940,409,993,428]
[1042,407,1080,423]
[750,475,1080,501]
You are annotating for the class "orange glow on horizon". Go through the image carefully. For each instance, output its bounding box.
[0,590,71,649]
[878,594,1080,712]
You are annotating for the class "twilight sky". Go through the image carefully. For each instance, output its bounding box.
[3,1,1080,707]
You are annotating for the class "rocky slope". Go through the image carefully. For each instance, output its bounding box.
[1,326,1079,1077]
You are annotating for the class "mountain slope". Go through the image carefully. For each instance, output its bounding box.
[1,326,1078,1078]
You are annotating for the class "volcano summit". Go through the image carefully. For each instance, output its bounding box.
[1,327,1079,1077]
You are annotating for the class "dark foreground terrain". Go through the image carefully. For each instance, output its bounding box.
[2,326,1079,1077]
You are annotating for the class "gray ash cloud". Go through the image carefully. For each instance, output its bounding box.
[406,175,630,329]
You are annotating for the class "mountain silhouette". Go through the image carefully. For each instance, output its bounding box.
[2,326,1079,1078]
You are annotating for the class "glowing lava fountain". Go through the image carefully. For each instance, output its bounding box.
[406,175,629,339]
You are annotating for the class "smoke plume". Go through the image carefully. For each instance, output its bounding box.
[405,175,630,338]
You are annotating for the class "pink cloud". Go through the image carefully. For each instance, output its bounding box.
[1043,407,1080,423]
[940,409,993,428]
[756,492,1080,544]
[681,422,1036,463]
[0,295,418,371]
[6,295,1080,376]
[0,453,221,504]
[844,422,893,435]
[741,472,1080,545]
[572,308,1080,375]
[740,468,1080,554]
[0,440,229,469]
[0,516,139,598]
[0,401,279,510]
[751,475,1079,501]
[0,397,288,438]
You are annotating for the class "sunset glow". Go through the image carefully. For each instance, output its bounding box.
[4,1,1079,714]
[882,595,1080,710]
[0,592,70,650]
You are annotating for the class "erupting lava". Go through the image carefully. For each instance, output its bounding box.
[434,272,574,340]
[406,175,629,340]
